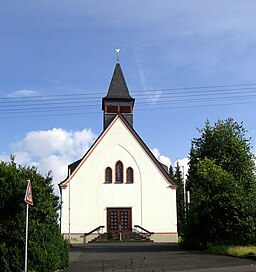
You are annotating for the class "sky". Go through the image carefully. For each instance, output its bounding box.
[1,1,256,194]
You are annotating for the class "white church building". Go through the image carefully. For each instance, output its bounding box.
[59,61,178,243]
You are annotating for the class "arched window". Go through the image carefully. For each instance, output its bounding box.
[115,161,123,183]
[105,167,112,183]
[126,167,134,183]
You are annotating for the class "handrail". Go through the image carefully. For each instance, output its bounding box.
[134,225,154,235]
[85,225,105,237]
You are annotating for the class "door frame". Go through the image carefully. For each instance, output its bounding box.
[107,207,132,232]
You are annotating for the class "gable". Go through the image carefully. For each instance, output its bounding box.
[59,115,176,189]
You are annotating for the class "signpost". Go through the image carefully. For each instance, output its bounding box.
[24,180,33,272]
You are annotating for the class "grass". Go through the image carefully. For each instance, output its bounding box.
[208,244,256,257]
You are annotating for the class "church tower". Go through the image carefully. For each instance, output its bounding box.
[102,62,135,129]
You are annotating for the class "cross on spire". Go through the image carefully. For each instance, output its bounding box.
[116,48,120,62]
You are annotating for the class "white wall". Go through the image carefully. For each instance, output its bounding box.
[60,117,177,238]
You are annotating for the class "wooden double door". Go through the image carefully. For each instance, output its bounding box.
[107,208,132,232]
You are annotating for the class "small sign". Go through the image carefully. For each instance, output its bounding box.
[24,180,33,205]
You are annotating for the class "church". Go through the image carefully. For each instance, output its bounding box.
[59,59,178,243]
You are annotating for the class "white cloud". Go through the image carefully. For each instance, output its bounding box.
[151,150,189,181]
[12,128,95,158]
[7,89,39,97]
[151,148,172,168]
[134,44,148,90]
[134,43,163,103]
[3,128,97,195]
[12,151,33,165]
[39,155,69,184]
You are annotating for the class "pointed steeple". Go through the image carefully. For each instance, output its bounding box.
[104,63,132,99]
[102,62,135,130]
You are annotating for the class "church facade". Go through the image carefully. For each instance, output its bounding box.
[59,62,178,243]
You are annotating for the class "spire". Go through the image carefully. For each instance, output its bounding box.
[102,61,135,130]
[104,62,133,100]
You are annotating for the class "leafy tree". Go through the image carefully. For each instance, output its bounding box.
[186,118,256,247]
[0,159,69,272]
[174,162,185,238]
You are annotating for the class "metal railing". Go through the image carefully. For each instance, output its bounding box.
[84,225,105,243]
[134,225,154,237]
[85,225,105,236]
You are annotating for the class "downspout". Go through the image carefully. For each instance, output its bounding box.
[68,168,71,239]
[139,168,143,226]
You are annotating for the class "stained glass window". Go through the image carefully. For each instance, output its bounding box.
[126,167,134,183]
[115,161,123,183]
[105,167,112,183]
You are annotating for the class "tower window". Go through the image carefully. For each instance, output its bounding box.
[126,167,134,183]
[120,106,131,113]
[115,161,123,183]
[106,106,131,113]
[106,106,118,113]
[105,167,112,183]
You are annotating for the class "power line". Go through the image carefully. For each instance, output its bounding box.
[1,83,256,118]
[2,82,256,101]
[1,86,256,107]
[1,98,256,119]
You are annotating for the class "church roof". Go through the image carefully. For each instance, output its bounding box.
[103,62,134,100]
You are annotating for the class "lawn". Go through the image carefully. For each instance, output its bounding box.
[208,244,256,257]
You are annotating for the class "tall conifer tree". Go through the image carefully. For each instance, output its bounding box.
[174,162,185,238]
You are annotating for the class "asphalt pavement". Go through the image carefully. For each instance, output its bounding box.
[62,242,256,272]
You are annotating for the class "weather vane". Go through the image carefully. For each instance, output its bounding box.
[116,48,120,62]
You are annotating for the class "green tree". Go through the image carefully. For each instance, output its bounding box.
[174,162,185,238]
[168,164,175,179]
[0,159,69,272]
[186,118,256,247]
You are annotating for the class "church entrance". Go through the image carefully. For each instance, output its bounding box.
[107,208,132,232]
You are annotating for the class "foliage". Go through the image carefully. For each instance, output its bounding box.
[0,159,69,272]
[169,163,185,239]
[174,163,185,238]
[186,118,256,248]
[168,164,175,179]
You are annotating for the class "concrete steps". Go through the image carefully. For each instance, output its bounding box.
[89,232,153,243]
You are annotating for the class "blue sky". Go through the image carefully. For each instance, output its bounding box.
[1,1,256,191]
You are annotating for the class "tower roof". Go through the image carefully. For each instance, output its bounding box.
[104,62,133,100]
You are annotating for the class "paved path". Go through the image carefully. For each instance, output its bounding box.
[63,243,256,272]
